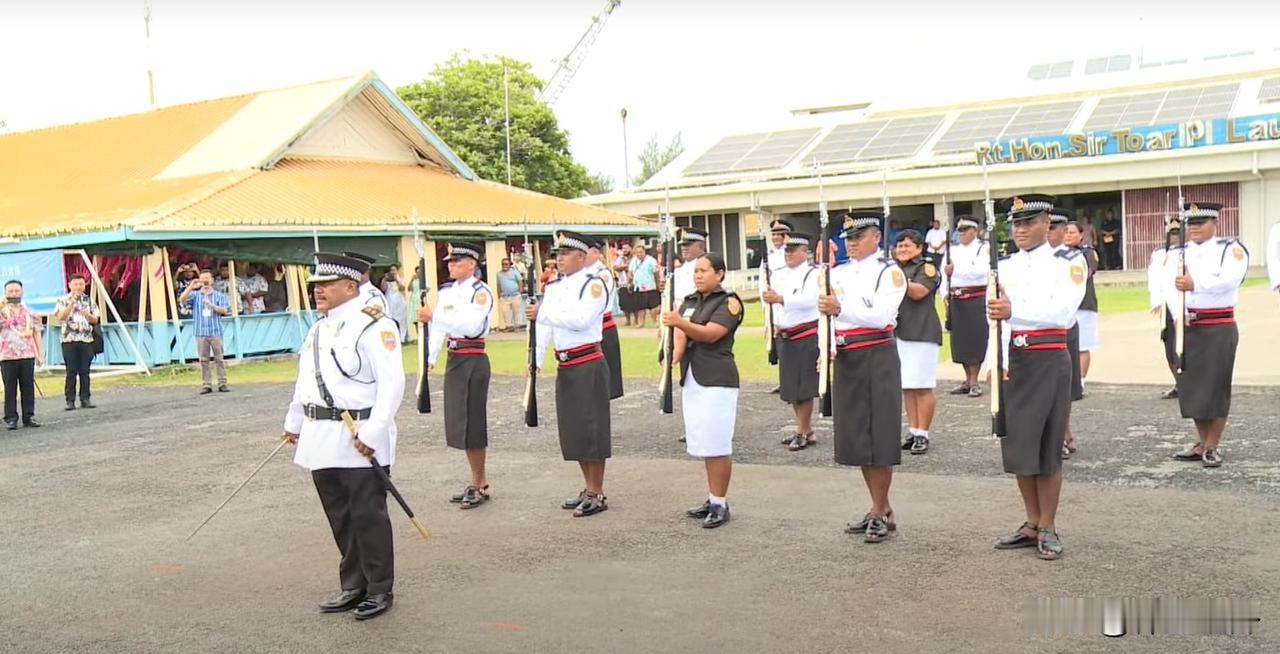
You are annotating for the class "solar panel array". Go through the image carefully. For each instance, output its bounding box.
[1260,77,1280,103]
[804,115,944,164]
[932,108,1017,153]
[1085,54,1132,75]
[999,102,1083,141]
[1154,84,1239,124]
[1082,91,1166,132]
[682,128,820,175]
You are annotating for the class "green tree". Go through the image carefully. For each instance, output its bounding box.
[397,55,592,199]
[583,170,615,196]
[632,133,684,187]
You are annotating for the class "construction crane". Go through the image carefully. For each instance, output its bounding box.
[537,0,621,106]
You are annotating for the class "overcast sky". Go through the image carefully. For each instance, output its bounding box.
[3,0,1278,189]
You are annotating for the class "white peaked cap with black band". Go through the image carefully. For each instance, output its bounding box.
[308,252,370,283]
[442,241,484,261]
[552,230,593,254]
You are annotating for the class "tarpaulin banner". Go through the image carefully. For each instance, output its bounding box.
[0,250,67,313]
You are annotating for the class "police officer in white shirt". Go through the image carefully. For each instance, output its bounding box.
[1168,202,1248,468]
[818,212,907,543]
[760,220,792,389]
[1147,217,1184,399]
[672,227,709,300]
[939,216,990,397]
[282,252,405,620]
[527,231,613,517]
[419,241,494,509]
[762,231,821,451]
[987,195,1085,562]
[344,251,387,313]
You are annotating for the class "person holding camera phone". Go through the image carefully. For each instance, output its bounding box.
[54,274,100,410]
[180,269,231,394]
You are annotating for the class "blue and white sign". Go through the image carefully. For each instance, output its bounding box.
[0,250,67,313]
[976,112,1280,164]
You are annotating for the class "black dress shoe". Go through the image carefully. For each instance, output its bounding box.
[65,401,77,411]
[4,420,15,431]
[702,503,730,529]
[686,500,711,519]
[81,400,96,409]
[319,589,366,613]
[200,387,213,395]
[353,593,393,620]
[22,419,40,428]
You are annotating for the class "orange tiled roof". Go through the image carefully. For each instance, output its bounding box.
[0,94,256,238]
[142,158,647,230]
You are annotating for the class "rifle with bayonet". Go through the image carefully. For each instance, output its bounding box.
[412,211,431,414]
[817,163,833,418]
[658,195,676,415]
[981,164,1005,438]
[522,214,539,427]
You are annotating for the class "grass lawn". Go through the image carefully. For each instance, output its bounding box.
[84,278,1266,391]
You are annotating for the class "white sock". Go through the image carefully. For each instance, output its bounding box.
[908,427,922,437]
[1081,378,1087,391]
[708,494,727,507]
[918,430,929,440]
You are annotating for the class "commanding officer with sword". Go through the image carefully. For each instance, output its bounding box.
[419,241,494,508]
[527,231,613,517]
[282,253,406,620]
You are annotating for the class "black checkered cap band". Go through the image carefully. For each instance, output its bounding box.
[448,246,482,260]
[956,218,979,229]
[1017,200,1053,213]
[556,235,591,252]
[310,263,362,282]
[784,235,810,247]
[1184,206,1220,220]
[848,216,880,231]
[680,231,707,243]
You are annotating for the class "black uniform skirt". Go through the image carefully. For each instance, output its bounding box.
[949,296,988,365]
[1067,323,1083,402]
[1160,314,1179,370]
[832,340,902,467]
[444,354,490,450]
[601,326,624,400]
[777,334,819,404]
[555,358,612,461]
[1001,348,1070,476]
[1176,323,1238,420]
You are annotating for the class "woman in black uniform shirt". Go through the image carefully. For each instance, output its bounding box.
[662,252,745,529]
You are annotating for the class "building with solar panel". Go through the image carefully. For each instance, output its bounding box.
[586,51,1280,286]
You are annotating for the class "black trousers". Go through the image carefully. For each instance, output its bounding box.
[312,467,395,595]
[62,341,94,402]
[1,358,36,423]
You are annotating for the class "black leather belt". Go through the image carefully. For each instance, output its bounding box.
[303,404,372,421]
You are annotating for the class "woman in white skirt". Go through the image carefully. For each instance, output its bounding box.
[891,231,943,454]
[1065,222,1099,391]
[662,252,745,529]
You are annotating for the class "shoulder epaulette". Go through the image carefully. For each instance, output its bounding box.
[361,305,385,321]
[440,280,456,289]
[1055,248,1083,260]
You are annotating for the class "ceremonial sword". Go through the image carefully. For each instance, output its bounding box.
[186,436,291,542]
[339,411,430,542]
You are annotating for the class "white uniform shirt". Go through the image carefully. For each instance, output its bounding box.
[671,253,704,300]
[758,247,786,325]
[1147,246,1183,317]
[588,260,616,319]
[1266,221,1280,292]
[360,281,387,312]
[284,297,405,469]
[1181,237,1248,310]
[770,262,821,328]
[829,253,907,330]
[534,266,609,370]
[940,239,990,295]
[427,278,493,366]
[925,228,948,256]
[997,242,1088,360]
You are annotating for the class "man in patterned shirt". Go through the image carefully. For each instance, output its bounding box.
[0,280,44,429]
[54,274,100,410]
